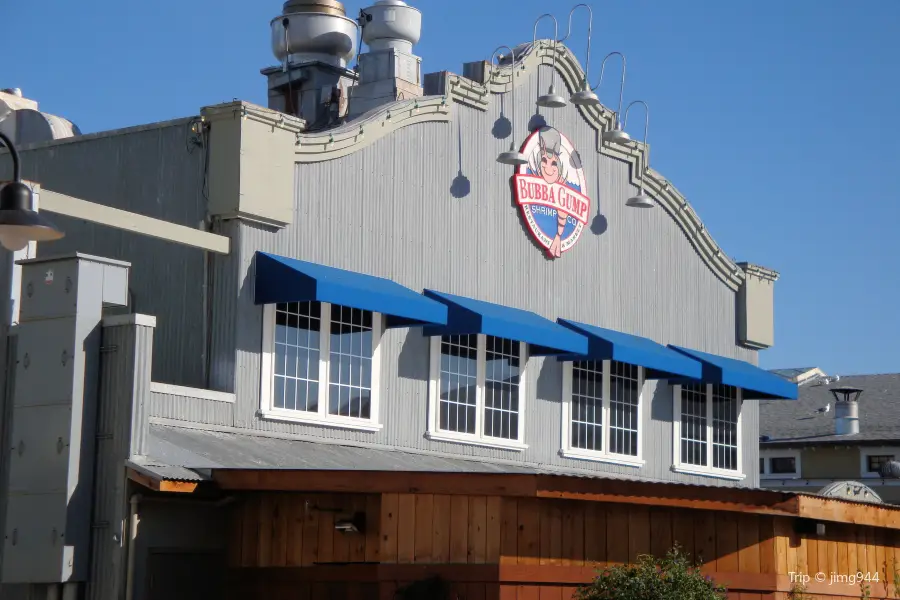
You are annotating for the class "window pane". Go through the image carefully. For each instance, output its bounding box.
[609,362,639,456]
[712,385,739,471]
[867,454,894,474]
[439,335,478,435]
[327,304,374,419]
[571,361,603,452]
[273,302,320,413]
[759,457,765,474]
[680,384,707,467]
[483,336,521,440]
[770,457,796,474]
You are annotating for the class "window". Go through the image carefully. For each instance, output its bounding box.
[770,457,797,474]
[427,334,528,450]
[559,360,645,467]
[860,447,898,478]
[759,450,801,478]
[673,384,744,480]
[260,301,383,431]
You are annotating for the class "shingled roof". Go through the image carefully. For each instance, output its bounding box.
[759,373,900,446]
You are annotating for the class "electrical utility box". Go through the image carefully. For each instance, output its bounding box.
[2,253,129,583]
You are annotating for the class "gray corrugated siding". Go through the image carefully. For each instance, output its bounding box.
[88,320,155,600]
[217,64,761,488]
[2,122,208,387]
[148,392,234,426]
[0,332,17,581]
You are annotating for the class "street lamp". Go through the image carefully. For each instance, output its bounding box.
[0,131,65,251]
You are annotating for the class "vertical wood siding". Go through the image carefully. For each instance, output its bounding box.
[227,491,900,599]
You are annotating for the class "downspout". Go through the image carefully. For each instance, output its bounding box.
[124,494,142,600]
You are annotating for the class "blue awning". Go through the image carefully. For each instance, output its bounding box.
[668,345,798,401]
[555,320,703,380]
[422,290,589,357]
[254,252,448,328]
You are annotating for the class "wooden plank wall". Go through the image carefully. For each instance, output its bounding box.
[228,492,382,568]
[772,516,900,599]
[227,492,900,600]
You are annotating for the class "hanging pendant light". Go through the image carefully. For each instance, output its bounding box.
[0,132,64,251]
[491,46,528,166]
[560,4,599,106]
[589,52,630,143]
[621,100,654,208]
[532,14,567,109]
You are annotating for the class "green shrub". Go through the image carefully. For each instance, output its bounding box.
[574,545,727,600]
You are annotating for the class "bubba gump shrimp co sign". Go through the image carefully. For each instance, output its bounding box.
[514,126,591,259]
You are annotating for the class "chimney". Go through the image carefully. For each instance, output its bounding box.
[347,0,423,119]
[262,0,360,127]
[831,386,863,435]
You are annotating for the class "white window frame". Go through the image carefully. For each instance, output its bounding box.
[259,302,384,432]
[426,334,529,451]
[860,446,898,479]
[559,360,645,468]
[760,449,802,479]
[672,384,745,481]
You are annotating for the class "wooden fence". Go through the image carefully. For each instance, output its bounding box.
[224,491,900,599]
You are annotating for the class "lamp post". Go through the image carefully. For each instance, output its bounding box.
[0,132,65,250]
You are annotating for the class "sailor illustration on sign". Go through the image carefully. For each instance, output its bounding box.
[514,126,590,259]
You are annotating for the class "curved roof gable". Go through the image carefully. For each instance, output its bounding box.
[293,40,777,292]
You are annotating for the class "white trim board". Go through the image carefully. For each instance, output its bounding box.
[40,189,231,254]
[150,382,236,404]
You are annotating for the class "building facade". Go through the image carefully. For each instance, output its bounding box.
[18,1,900,599]
[760,372,900,504]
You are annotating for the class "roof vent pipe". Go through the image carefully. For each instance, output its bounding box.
[360,0,421,54]
[830,386,863,436]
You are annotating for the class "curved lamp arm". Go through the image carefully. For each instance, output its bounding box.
[0,132,21,182]
[489,45,519,145]
[592,51,627,125]
[559,4,593,89]
[622,99,650,191]
[532,14,561,79]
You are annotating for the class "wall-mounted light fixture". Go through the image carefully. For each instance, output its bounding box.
[532,14,567,109]
[620,100,654,208]
[492,46,529,166]
[559,4,598,106]
[794,518,826,537]
[593,52,629,142]
[0,128,65,251]
[334,511,366,534]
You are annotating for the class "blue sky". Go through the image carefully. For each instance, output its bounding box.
[2,1,898,375]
